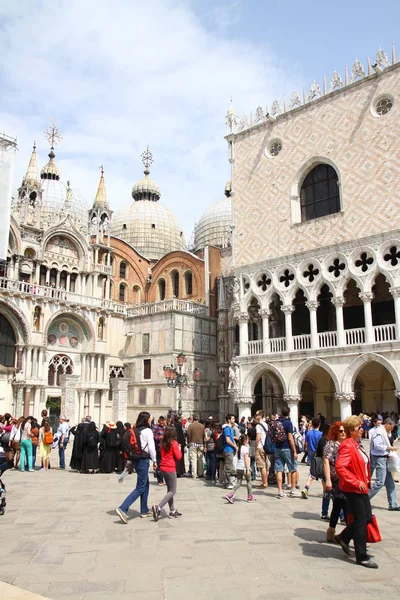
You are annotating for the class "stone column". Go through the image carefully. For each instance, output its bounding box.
[23,386,31,417]
[238,312,249,356]
[16,347,24,372]
[59,374,79,423]
[91,354,96,381]
[105,277,111,300]
[306,301,319,349]
[14,386,24,417]
[45,267,50,284]
[260,309,271,353]
[88,391,96,418]
[56,271,61,287]
[78,391,86,421]
[332,296,345,346]
[281,305,295,352]
[390,287,400,340]
[359,292,374,343]
[110,378,128,423]
[34,261,40,283]
[103,357,108,383]
[335,392,355,420]
[283,394,301,429]
[66,273,71,292]
[100,390,108,425]
[234,396,253,421]
[33,386,40,417]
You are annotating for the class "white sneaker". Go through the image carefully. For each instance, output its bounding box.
[226,484,234,490]
[115,507,128,524]
[289,489,301,497]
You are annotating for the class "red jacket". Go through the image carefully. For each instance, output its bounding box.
[160,440,182,472]
[336,438,370,494]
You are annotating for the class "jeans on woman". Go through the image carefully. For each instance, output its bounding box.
[321,496,330,517]
[20,439,33,471]
[119,459,150,514]
[158,471,177,511]
[340,492,371,563]
[206,451,217,481]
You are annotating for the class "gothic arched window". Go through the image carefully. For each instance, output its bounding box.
[119,261,127,279]
[171,271,179,298]
[185,272,193,296]
[300,164,340,222]
[119,283,126,302]
[0,314,16,367]
[158,279,166,301]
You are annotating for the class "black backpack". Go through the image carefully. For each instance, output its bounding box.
[87,433,98,449]
[215,430,226,455]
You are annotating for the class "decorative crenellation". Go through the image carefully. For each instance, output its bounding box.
[226,45,396,135]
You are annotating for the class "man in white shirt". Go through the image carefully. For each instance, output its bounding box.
[368,418,399,511]
[57,416,70,470]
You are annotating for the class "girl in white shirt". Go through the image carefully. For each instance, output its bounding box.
[225,435,255,503]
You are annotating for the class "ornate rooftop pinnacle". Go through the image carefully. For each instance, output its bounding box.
[94,165,108,208]
[132,147,161,202]
[22,142,41,189]
[41,119,62,181]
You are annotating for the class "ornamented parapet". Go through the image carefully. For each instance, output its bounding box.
[227,45,397,136]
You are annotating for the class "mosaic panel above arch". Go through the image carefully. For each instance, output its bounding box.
[46,316,89,351]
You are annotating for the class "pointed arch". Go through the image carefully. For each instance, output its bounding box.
[0,298,31,345]
[341,352,400,393]
[289,357,340,395]
[242,362,287,397]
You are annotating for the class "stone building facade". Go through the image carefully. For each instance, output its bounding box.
[218,46,400,425]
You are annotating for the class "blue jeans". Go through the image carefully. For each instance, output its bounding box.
[20,439,33,471]
[119,459,150,514]
[321,496,330,517]
[206,451,217,481]
[369,455,398,508]
[58,440,68,469]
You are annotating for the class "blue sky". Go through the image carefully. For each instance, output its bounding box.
[0,0,397,242]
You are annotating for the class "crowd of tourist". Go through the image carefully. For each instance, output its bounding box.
[1,406,400,568]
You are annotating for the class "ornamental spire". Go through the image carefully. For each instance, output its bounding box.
[93,165,108,208]
[41,119,62,181]
[141,145,154,176]
[22,142,41,188]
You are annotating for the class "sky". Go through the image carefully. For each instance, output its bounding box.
[0,0,399,243]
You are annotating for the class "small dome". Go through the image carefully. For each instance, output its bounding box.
[131,173,161,201]
[194,190,232,251]
[111,201,186,261]
[40,148,60,181]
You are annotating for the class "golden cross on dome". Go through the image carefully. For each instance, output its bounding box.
[43,118,62,148]
[141,146,154,169]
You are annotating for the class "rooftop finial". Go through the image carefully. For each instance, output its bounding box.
[22,140,40,188]
[141,146,154,175]
[43,117,62,151]
[94,164,108,208]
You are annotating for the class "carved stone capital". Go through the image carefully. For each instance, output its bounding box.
[259,308,272,318]
[234,396,254,406]
[238,312,249,322]
[390,287,400,298]
[335,392,355,403]
[305,301,319,311]
[359,292,373,303]
[331,296,345,307]
[281,305,295,314]
[283,394,301,406]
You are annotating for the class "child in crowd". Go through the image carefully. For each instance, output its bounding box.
[152,425,182,520]
[225,434,255,503]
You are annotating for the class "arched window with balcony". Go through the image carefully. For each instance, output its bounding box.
[119,261,127,279]
[158,278,166,301]
[300,164,340,222]
[185,271,193,296]
[132,285,141,304]
[171,271,179,298]
[48,354,74,387]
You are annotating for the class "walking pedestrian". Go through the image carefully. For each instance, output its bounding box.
[225,434,255,504]
[152,425,182,520]
[20,416,34,472]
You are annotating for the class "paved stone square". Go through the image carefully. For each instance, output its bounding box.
[1,459,400,600]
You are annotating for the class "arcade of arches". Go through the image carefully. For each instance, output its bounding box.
[249,360,399,425]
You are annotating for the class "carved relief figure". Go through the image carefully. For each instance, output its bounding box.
[228,359,240,390]
[232,277,240,303]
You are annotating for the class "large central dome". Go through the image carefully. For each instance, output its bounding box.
[110,148,186,261]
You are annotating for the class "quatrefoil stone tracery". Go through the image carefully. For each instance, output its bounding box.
[303,264,319,283]
[384,246,400,266]
[355,252,374,272]
[257,274,271,291]
[328,258,345,278]
[280,269,295,288]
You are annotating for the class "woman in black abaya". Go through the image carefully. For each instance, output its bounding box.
[69,422,85,471]
[81,421,99,474]
[99,422,118,473]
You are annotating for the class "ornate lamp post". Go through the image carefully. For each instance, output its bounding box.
[163,353,201,418]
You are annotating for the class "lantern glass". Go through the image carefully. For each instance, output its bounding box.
[177,353,185,367]
[163,365,171,379]
[193,367,201,382]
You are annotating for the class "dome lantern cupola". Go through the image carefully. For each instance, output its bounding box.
[131,146,161,202]
[40,119,62,181]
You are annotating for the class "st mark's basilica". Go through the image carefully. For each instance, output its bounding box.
[1,45,400,427]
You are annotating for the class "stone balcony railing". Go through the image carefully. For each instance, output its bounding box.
[92,264,112,275]
[0,277,208,318]
[246,323,396,356]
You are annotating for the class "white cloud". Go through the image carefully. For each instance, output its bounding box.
[0,0,302,240]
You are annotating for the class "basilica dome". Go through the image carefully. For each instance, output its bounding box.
[193,182,232,251]
[110,148,186,261]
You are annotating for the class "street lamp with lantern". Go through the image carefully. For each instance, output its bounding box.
[163,353,201,417]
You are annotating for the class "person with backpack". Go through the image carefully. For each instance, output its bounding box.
[115,411,157,524]
[99,421,119,473]
[39,420,53,471]
[81,421,99,474]
[221,414,237,489]
[272,408,300,498]
[301,417,322,499]
[152,425,182,520]
[254,411,269,489]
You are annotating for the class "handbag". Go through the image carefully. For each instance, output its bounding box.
[347,513,382,543]
[387,451,400,473]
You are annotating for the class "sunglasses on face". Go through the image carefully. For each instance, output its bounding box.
[357,425,364,430]
[338,429,345,433]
